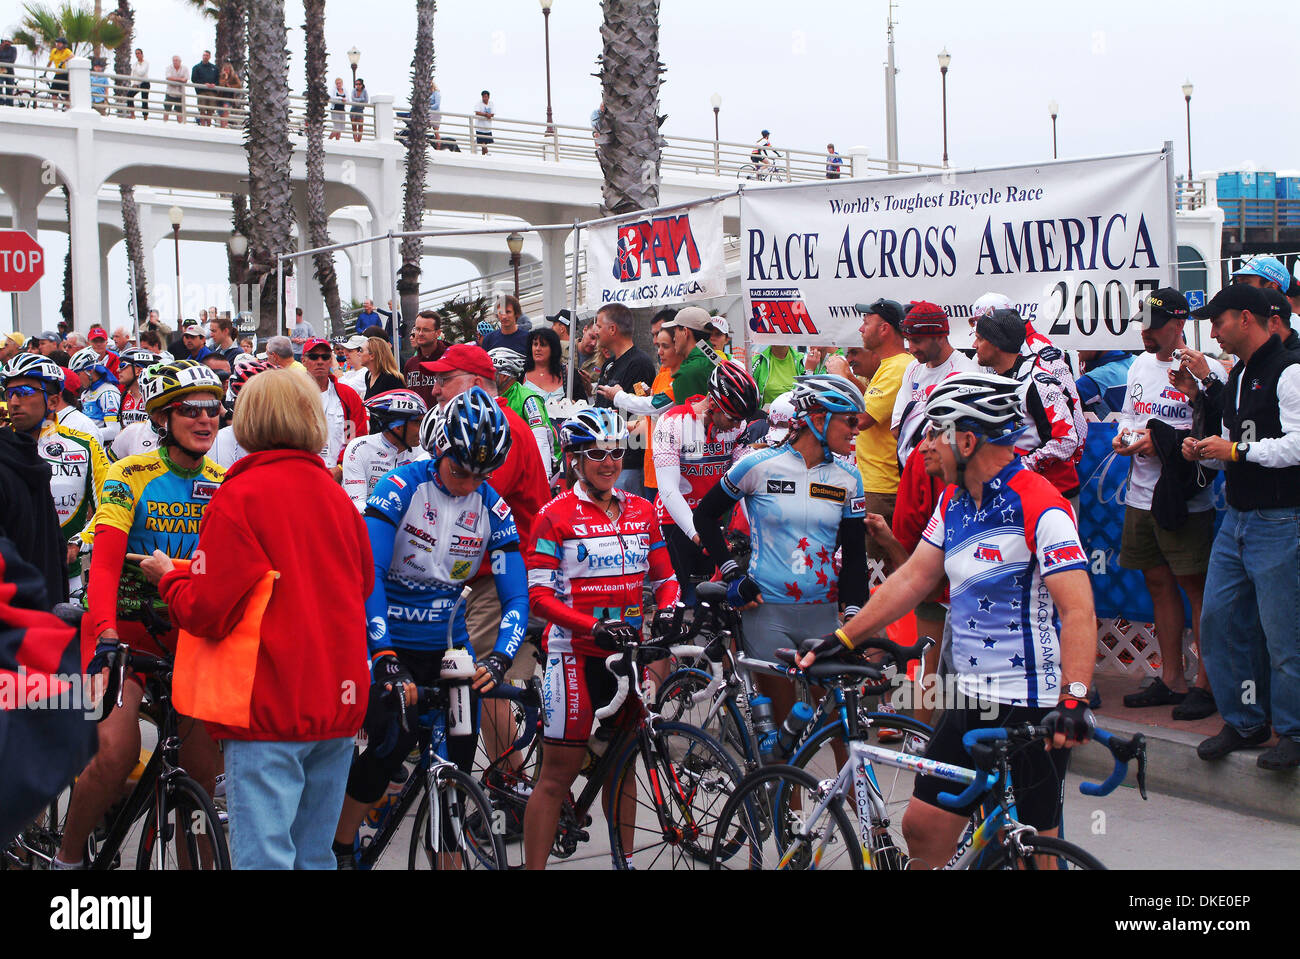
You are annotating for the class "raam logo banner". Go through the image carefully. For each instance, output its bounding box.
[741,150,1175,349]
[586,199,727,308]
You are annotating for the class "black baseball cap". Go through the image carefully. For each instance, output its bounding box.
[1134,286,1189,330]
[1262,288,1292,320]
[853,298,904,329]
[1191,284,1271,320]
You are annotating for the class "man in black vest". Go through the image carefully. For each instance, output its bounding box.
[1183,284,1300,770]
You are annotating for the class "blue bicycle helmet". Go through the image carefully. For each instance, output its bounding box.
[419,386,511,473]
[559,406,628,451]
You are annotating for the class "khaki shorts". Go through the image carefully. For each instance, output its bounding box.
[465,577,539,682]
[1119,506,1214,577]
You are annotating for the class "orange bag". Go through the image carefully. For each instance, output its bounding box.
[170,559,279,730]
[870,586,921,681]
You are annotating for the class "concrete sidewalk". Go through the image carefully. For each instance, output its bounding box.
[1071,674,1300,824]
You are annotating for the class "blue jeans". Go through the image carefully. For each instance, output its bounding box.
[223,737,355,869]
[1199,506,1300,741]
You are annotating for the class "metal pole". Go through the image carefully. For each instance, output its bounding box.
[276,258,283,336]
[567,217,580,401]
[172,225,182,323]
[1051,116,1058,159]
[713,107,720,176]
[884,2,899,173]
[1185,95,1193,183]
[940,67,949,168]
[10,293,18,332]
[388,230,400,360]
[543,7,554,134]
[511,253,520,300]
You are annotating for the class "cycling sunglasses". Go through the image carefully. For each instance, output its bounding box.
[581,447,625,462]
[304,351,333,362]
[4,384,46,399]
[172,399,222,419]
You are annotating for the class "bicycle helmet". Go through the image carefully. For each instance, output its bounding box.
[2,353,64,390]
[140,359,224,415]
[118,347,157,369]
[365,389,427,425]
[69,346,116,383]
[487,348,527,381]
[764,390,797,445]
[226,358,270,400]
[559,406,628,451]
[707,359,760,422]
[419,386,511,473]
[924,372,1027,445]
[476,319,496,339]
[789,373,866,417]
[971,292,1012,319]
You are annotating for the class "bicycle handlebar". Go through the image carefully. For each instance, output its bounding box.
[1079,728,1148,800]
[595,639,723,721]
[935,726,1010,809]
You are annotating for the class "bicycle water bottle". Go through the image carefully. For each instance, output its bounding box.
[751,694,777,762]
[441,647,476,737]
[773,702,815,761]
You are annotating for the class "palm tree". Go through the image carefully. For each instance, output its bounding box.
[245,0,293,335]
[13,2,125,59]
[302,0,341,330]
[111,0,149,323]
[594,0,664,216]
[397,0,436,332]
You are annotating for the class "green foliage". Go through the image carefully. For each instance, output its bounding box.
[13,1,126,58]
[436,294,490,345]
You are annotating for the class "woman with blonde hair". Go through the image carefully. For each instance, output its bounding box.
[142,368,373,869]
[364,335,404,399]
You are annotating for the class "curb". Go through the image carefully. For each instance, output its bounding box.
[1072,715,1300,824]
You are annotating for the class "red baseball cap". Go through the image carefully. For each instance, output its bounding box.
[421,343,495,379]
[60,367,80,391]
[301,338,332,356]
[88,326,108,341]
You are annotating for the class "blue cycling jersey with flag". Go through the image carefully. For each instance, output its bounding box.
[363,459,527,659]
[921,459,1087,707]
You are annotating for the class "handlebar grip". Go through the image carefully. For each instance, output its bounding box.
[1079,728,1129,797]
[936,770,999,810]
[854,634,935,668]
[595,652,630,721]
[961,727,1010,751]
[668,644,726,705]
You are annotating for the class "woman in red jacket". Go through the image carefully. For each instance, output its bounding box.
[141,368,373,870]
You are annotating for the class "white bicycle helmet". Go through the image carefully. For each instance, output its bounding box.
[923,372,1026,445]
[487,348,527,381]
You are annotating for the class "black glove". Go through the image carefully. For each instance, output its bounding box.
[363,683,407,757]
[650,605,685,642]
[372,650,414,693]
[478,651,512,690]
[798,631,851,662]
[86,638,120,677]
[593,619,638,651]
[725,575,762,607]
[1042,697,1095,745]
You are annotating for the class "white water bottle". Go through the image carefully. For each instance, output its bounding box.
[441,647,476,737]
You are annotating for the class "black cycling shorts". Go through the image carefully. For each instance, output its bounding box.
[911,703,1070,830]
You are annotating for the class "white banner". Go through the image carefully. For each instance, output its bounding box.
[740,149,1177,350]
[585,199,727,309]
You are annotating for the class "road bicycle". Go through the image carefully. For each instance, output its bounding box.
[709,647,1148,870]
[737,153,788,182]
[5,643,230,870]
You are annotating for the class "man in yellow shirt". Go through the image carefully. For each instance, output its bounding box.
[852,298,910,572]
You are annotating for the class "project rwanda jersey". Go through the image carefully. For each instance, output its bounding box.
[93,447,225,621]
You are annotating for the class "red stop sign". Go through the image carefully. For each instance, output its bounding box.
[0,230,45,293]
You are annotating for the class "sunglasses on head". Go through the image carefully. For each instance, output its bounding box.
[4,385,44,399]
[581,447,625,462]
[172,399,221,419]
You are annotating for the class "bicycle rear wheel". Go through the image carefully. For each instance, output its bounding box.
[607,721,744,870]
[136,775,230,870]
[408,766,506,870]
[655,668,755,771]
[977,833,1105,871]
[710,764,861,870]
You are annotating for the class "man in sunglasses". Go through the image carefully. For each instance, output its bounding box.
[301,337,367,481]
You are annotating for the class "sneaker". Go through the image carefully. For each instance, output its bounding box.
[1123,677,1186,708]
[333,841,356,870]
[1196,724,1270,761]
[1171,686,1217,721]
[874,703,903,744]
[1256,738,1300,771]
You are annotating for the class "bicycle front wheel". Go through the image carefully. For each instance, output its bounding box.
[408,766,506,870]
[607,721,744,870]
[977,833,1106,871]
[655,668,755,770]
[136,775,230,870]
[709,764,862,870]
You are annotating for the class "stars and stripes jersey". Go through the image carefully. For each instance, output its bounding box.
[717,445,866,605]
[528,484,679,658]
[363,459,526,657]
[921,459,1087,707]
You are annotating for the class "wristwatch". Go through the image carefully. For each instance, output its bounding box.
[1065,681,1088,701]
[1236,442,1250,462]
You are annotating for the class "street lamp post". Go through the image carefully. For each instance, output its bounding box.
[227,231,249,311]
[540,0,555,135]
[710,92,721,176]
[506,231,524,300]
[1182,80,1194,184]
[168,205,184,324]
[347,46,360,88]
[937,48,951,168]
[1048,99,1059,159]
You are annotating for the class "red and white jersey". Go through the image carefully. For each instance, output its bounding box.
[1006,353,1086,497]
[651,400,747,538]
[528,484,679,658]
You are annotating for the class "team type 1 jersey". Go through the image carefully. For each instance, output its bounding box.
[717,445,866,605]
[37,419,110,576]
[528,485,679,659]
[651,401,747,539]
[364,459,527,658]
[94,447,226,622]
[341,432,427,512]
[921,459,1087,707]
[81,378,122,441]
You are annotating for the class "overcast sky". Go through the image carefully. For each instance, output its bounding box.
[7,0,1297,329]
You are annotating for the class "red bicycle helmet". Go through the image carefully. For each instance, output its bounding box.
[707,359,760,421]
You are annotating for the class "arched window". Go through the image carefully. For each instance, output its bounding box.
[1177,245,1208,295]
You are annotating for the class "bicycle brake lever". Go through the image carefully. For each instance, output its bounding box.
[114,646,127,710]
[1135,738,1148,801]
